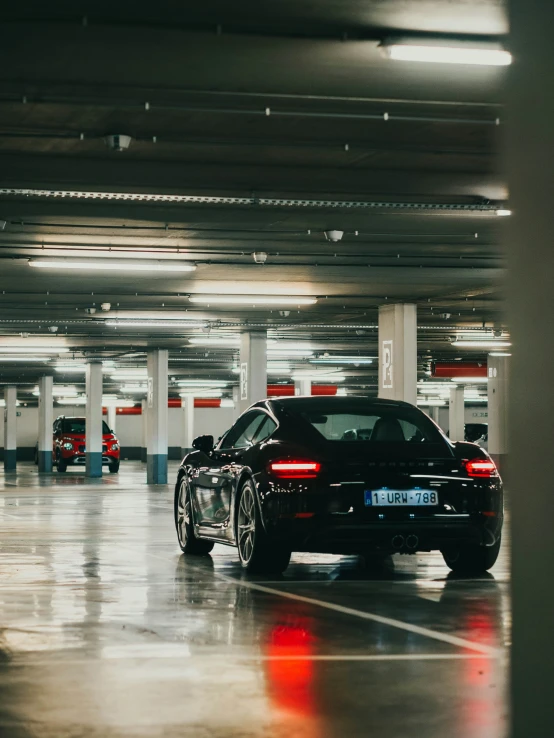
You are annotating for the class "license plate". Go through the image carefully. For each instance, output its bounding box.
[365,489,438,506]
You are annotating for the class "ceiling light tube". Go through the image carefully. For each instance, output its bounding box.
[28,260,196,272]
[189,295,317,306]
[0,357,49,362]
[451,377,489,383]
[380,40,512,66]
[496,209,512,216]
[176,380,228,387]
[106,320,206,328]
[0,347,70,354]
[451,340,511,348]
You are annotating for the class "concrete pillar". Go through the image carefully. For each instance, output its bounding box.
[507,5,554,733]
[180,396,195,457]
[448,386,465,442]
[378,304,417,405]
[232,386,241,422]
[430,406,440,425]
[239,331,267,414]
[85,361,103,478]
[487,355,509,470]
[140,399,147,462]
[107,405,116,433]
[146,349,168,484]
[37,376,53,472]
[3,386,17,472]
[294,378,312,396]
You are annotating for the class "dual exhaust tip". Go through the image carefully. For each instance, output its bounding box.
[391,534,419,551]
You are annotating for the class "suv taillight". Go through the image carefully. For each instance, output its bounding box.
[268,459,321,479]
[464,458,498,478]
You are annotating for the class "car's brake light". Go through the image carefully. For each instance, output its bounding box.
[269,460,321,479]
[464,458,498,478]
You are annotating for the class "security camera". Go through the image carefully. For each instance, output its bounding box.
[104,134,132,151]
[100,302,111,312]
[279,310,290,317]
[48,326,59,333]
[324,230,344,242]
[84,307,97,315]
[252,252,268,264]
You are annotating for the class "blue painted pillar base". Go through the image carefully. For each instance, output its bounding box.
[3,449,16,472]
[141,448,147,463]
[86,452,103,478]
[38,451,53,473]
[147,454,168,484]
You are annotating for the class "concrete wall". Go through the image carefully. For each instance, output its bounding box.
[0,406,236,460]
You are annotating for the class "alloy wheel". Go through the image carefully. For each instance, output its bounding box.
[238,485,256,564]
[177,479,191,546]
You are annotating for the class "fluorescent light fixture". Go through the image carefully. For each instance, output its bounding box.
[0,357,49,362]
[0,347,70,354]
[32,386,79,397]
[381,40,512,66]
[188,337,277,347]
[292,373,345,383]
[106,320,206,328]
[0,399,21,407]
[103,399,136,408]
[464,397,488,403]
[55,361,115,373]
[29,260,196,272]
[311,356,374,365]
[232,362,291,374]
[336,387,347,396]
[119,385,148,393]
[489,352,512,357]
[496,209,512,217]
[268,349,314,357]
[417,398,447,407]
[110,370,147,379]
[451,377,489,383]
[452,340,511,348]
[57,398,86,405]
[220,399,235,408]
[179,389,223,398]
[189,295,317,306]
[176,380,228,387]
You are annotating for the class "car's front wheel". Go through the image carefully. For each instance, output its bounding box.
[108,460,120,473]
[56,452,67,473]
[237,480,291,574]
[175,477,214,555]
[442,538,501,574]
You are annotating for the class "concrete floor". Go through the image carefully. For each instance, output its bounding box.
[0,462,509,738]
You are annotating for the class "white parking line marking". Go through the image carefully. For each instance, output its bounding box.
[121,545,503,657]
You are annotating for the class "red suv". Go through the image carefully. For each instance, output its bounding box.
[53,416,120,473]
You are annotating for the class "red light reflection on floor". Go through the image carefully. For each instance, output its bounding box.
[266,622,316,715]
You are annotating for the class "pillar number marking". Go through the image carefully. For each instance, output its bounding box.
[240,362,248,401]
[382,339,393,389]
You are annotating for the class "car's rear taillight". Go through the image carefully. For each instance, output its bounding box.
[269,459,321,479]
[464,458,498,478]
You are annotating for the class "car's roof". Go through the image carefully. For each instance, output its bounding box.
[265,396,414,409]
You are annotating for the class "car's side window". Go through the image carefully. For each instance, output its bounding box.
[53,420,60,434]
[219,411,267,450]
[252,415,277,444]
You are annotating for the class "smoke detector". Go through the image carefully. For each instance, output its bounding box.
[104,134,132,151]
[252,252,268,264]
[324,230,344,242]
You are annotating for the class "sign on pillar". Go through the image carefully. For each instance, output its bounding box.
[378,304,417,405]
[38,375,53,473]
[488,354,510,468]
[146,349,168,485]
[239,331,267,414]
[449,386,465,442]
[3,386,17,472]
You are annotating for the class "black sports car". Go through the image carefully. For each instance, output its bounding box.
[174,396,503,574]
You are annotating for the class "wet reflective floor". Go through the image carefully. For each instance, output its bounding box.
[0,462,509,738]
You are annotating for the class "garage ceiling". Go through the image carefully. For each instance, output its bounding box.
[0,2,509,404]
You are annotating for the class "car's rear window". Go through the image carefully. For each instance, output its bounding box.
[63,419,111,434]
[287,404,444,444]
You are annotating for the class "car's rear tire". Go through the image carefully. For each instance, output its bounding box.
[33,446,38,465]
[442,537,501,574]
[108,460,120,473]
[56,452,67,473]
[175,477,214,555]
[237,480,291,574]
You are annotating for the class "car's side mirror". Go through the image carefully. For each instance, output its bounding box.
[192,435,214,454]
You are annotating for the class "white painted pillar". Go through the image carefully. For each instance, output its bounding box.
[239,331,267,414]
[107,405,116,433]
[146,349,168,484]
[378,304,417,405]
[294,378,312,396]
[449,386,465,442]
[141,399,147,462]
[3,386,17,471]
[430,406,440,425]
[180,395,195,457]
[85,361,103,477]
[487,355,509,469]
[38,376,53,472]
[232,386,241,421]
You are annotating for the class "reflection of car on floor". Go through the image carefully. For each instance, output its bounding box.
[174,397,503,575]
[34,415,120,473]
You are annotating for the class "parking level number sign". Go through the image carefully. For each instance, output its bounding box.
[382,339,393,389]
[240,363,248,401]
